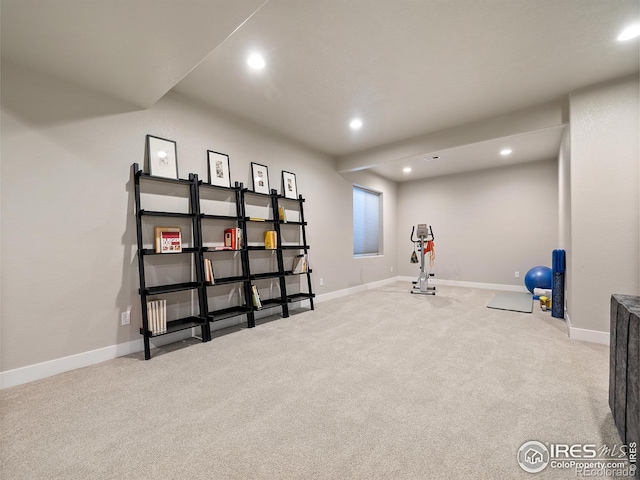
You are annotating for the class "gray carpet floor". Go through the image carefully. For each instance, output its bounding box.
[0,283,621,479]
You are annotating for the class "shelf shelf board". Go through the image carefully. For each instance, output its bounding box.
[208,305,252,322]
[142,281,200,295]
[241,188,275,198]
[245,217,276,223]
[284,269,313,276]
[139,210,196,219]
[278,221,307,226]
[206,275,247,286]
[251,272,283,280]
[198,182,240,192]
[201,214,241,221]
[275,195,305,203]
[246,246,277,251]
[202,247,242,253]
[287,293,316,302]
[140,316,206,337]
[256,297,286,309]
[280,245,310,250]
[136,171,192,185]
[140,247,198,255]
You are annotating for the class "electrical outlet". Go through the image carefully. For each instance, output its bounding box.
[515,271,520,278]
[121,310,131,326]
[320,278,324,286]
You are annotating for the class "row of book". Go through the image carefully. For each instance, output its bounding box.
[154,226,291,254]
[146,299,167,334]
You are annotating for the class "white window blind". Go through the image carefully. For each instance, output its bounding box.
[353,186,381,255]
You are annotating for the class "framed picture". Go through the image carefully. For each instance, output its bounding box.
[207,150,231,188]
[251,162,270,194]
[146,135,178,179]
[282,171,298,199]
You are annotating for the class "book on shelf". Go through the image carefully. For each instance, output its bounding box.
[251,284,262,309]
[204,258,215,285]
[146,299,167,334]
[249,217,266,222]
[224,227,243,250]
[264,230,277,250]
[292,254,308,274]
[154,227,182,253]
[278,206,287,223]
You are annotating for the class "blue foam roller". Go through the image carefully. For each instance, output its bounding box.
[552,272,564,318]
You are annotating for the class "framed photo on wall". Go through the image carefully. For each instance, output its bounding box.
[146,135,178,179]
[207,150,231,188]
[282,171,298,199]
[251,162,270,194]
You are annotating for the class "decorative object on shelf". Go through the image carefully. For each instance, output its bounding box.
[264,230,277,250]
[282,170,298,199]
[207,150,231,188]
[154,227,182,253]
[251,162,270,194]
[278,206,287,223]
[292,254,308,274]
[146,135,178,179]
[224,227,243,250]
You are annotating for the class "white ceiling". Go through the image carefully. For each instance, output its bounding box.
[2,0,639,181]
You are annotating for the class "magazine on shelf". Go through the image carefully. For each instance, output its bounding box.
[251,285,262,309]
[292,254,308,274]
[154,227,182,253]
[204,258,215,285]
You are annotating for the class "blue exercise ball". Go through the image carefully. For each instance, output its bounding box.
[524,266,552,293]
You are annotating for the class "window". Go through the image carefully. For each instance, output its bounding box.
[353,185,382,256]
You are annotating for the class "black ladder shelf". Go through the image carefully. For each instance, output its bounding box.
[273,191,315,310]
[132,163,315,359]
[132,163,209,360]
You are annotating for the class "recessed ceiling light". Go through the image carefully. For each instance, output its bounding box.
[349,118,363,130]
[617,24,640,41]
[403,167,412,173]
[247,53,265,69]
[500,148,512,156]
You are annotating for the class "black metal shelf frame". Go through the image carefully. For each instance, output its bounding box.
[132,163,314,358]
[133,163,210,359]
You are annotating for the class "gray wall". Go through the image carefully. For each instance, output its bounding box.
[397,160,559,285]
[568,75,640,333]
[0,62,396,372]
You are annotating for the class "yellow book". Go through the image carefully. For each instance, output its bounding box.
[264,230,277,249]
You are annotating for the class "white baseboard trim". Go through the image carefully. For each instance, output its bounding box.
[0,328,194,389]
[397,276,529,293]
[562,311,609,345]
[568,326,610,345]
[315,276,400,303]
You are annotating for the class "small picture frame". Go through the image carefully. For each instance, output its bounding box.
[146,135,178,179]
[251,162,270,195]
[282,171,298,199]
[207,150,231,188]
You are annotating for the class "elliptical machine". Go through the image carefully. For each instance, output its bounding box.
[411,224,436,295]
